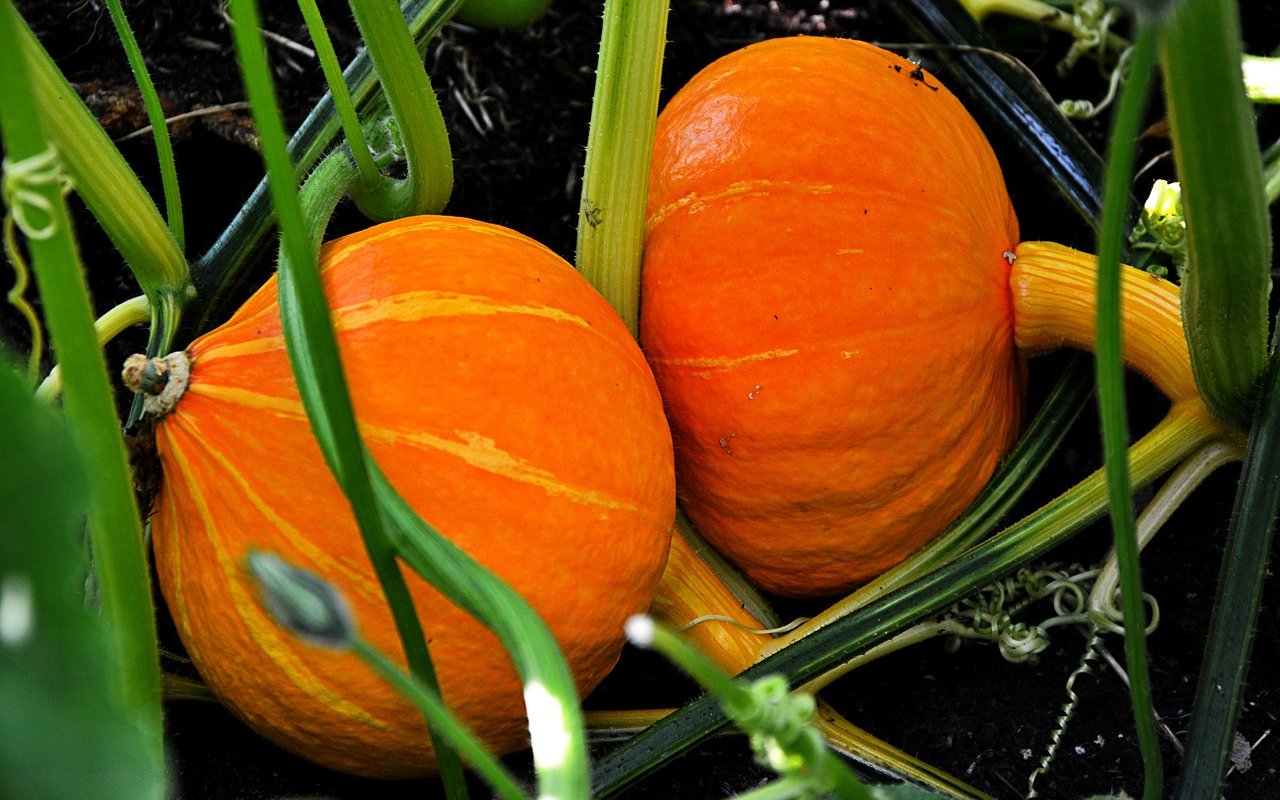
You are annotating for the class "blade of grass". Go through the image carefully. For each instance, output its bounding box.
[575,0,670,334]
[103,0,184,254]
[0,0,163,792]
[225,1,467,793]
[1162,0,1272,429]
[1093,20,1163,800]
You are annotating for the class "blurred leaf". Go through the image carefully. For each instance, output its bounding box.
[0,365,164,800]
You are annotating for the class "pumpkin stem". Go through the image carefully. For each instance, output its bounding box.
[651,531,774,675]
[121,351,190,418]
[1010,240,1200,408]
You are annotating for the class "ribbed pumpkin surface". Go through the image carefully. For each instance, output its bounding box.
[642,37,1023,597]
[151,216,675,777]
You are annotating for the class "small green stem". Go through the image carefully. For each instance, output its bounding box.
[297,0,380,188]
[1095,21,1162,800]
[104,0,184,253]
[1243,55,1280,102]
[576,0,670,335]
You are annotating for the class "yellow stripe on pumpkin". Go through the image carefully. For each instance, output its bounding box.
[646,179,838,231]
[323,216,555,267]
[186,384,638,512]
[170,411,383,607]
[650,347,801,376]
[163,431,391,731]
[198,290,593,364]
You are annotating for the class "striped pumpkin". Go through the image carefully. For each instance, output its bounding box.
[642,37,1024,597]
[145,216,675,777]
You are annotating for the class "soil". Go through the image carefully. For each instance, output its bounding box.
[4,0,1280,798]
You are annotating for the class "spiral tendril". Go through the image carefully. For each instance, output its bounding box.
[942,563,1100,663]
[1,147,74,241]
[1027,625,1103,799]
[3,213,44,387]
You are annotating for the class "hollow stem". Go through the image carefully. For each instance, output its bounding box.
[576,0,670,334]
[346,0,453,220]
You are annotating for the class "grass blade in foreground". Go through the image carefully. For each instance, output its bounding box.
[1091,20,1162,800]
[227,2,589,794]
[225,0,468,793]
[1162,0,1272,429]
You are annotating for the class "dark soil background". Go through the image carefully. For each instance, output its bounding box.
[5,0,1280,798]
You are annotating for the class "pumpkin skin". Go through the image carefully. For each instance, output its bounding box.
[642,37,1023,598]
[150,216,675,778]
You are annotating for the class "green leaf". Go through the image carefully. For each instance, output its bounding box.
[0,365,164,800]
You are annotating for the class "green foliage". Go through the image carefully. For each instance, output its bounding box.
[0,365,164,800]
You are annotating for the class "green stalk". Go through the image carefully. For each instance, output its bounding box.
[225,3,466,793]
[575,0,670,335]
[12,10,189,354]
[1093,22,1162,800]
[1173,349,1280,799]
[103,0,184,253]
[347,0,453,220]
[1162,0,1272,429]
[0,0,163,792]
[297,0,381,188]
[593,404,1225,796]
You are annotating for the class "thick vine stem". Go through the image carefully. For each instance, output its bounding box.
[650,533,994,798]
[1011,240,1198,405]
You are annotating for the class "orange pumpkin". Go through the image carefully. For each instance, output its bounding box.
[143,216,675,777]
[642,37,1024,598]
